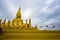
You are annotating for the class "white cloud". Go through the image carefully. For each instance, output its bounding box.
[22,8,33,19]
[46,0,54,4]
[2,0,19,18]
[0,12,4,16]
[42,19,57,25]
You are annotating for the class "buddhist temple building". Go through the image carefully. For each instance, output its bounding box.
[0,8,38,31]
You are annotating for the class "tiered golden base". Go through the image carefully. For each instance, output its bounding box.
[0,30,60,40]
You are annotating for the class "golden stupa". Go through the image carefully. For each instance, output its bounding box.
[0,8,60,40]
[0,8,38,32]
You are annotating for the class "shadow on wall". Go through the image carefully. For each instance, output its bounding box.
[0,27,4,40]
[0,27,3,34]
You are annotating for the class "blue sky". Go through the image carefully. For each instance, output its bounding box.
[0,0,60,30]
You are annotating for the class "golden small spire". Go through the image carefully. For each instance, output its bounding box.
[29,18,31,25]
[0,19,2,22]
[26,19,28,24]
[35,24,37,28]
[0,19,2,27]
[29,18,31,27]
[4,19,6,25]
[7,19,10,27]
[8,19,10,24]
[16,8,21,18]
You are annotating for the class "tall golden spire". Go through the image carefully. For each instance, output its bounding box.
[16,8,21,18]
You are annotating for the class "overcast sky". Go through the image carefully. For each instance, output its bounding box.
[0,0,60,30]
